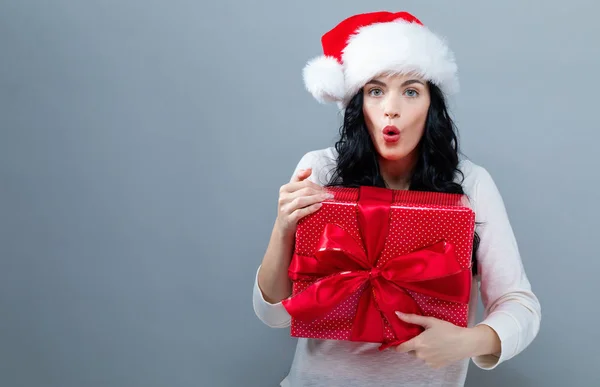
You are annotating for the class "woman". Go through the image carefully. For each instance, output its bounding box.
[253,11,541,387]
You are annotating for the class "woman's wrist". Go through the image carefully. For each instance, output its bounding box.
[465,324,501,358]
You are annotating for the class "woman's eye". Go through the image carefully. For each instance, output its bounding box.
[404,89,419,97]
[369,88,383,97]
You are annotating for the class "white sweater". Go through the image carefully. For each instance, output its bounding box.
[253,147,541,387]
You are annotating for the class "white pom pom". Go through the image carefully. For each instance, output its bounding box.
[302,56,345,104]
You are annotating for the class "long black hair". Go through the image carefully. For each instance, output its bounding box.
[326,82,480,275]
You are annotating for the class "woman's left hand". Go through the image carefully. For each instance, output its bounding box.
[394,312,499,369]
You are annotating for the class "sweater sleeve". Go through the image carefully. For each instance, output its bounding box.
[470,167,542,370]
[253,265,291,328]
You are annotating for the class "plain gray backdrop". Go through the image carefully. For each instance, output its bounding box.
[0,0,598,386]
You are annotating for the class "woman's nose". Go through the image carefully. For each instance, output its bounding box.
[385,110,400,119]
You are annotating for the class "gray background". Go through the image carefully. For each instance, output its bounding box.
[0,0,597,386]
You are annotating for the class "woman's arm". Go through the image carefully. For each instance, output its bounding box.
[253,151,329,328]
[257,222,296,304]
[470,166,542,369]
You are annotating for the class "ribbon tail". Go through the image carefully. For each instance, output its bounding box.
[349,285,385,344]
[372,280,424,350]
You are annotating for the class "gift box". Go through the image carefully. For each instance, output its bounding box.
[281,186,475,350]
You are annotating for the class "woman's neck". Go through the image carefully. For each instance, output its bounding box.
[379,155,417,190]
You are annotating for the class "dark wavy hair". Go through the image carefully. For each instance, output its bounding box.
[326,82,480,275]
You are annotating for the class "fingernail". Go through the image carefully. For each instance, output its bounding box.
[395,311,404,318]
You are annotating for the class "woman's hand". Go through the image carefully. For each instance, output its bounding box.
[275,168,333,238]
[394,312,501,369]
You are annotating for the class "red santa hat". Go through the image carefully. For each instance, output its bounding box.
[303,11,459,107]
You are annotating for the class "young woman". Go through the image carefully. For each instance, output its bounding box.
[253,11,541,387]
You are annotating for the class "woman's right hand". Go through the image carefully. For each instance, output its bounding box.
[275,167,333,238]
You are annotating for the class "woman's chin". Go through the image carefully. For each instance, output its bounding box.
[377,147,408,161]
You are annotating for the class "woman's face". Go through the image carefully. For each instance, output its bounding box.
[362,73,431,162]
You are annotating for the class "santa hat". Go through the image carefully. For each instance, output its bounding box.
[303,11,459,107]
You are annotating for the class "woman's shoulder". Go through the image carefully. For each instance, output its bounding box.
[293,146,338,185]
[458,158,486,184]
[457,158,499,207]
[297,146,338,165]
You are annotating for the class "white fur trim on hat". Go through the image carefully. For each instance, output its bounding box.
[302,55,346,104]
[342,20,458,102]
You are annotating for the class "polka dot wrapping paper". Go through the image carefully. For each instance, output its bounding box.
[282,186,475,349]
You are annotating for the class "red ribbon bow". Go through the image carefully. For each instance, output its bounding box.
[282,186,471,350]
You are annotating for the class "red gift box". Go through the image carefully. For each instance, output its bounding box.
[281,186,475,350]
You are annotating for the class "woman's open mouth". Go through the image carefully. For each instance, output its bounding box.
[382,126,400,143]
